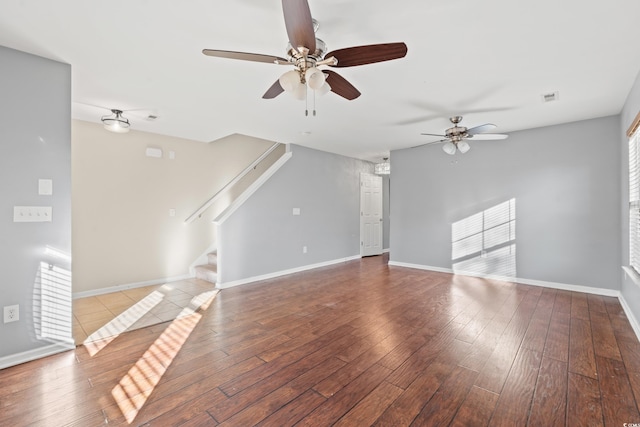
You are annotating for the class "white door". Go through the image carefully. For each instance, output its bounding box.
[360,172,383,256]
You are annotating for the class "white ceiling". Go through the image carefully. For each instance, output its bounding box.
[1,0,640,162]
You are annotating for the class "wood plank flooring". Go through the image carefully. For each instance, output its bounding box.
[2,254,640,426]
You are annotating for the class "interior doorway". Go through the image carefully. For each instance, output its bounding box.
[360,172,383,256]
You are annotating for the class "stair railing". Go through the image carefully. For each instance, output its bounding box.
[184,142,281,224]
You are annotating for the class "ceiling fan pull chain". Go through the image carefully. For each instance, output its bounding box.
[313,89,317,116]
[305,83,309,116]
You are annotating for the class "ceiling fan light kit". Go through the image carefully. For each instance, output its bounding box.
[305,67,326,90]
[442,141,457,155]
[101,109,130,133]
[457,140,470,154]
[278,67,331,99]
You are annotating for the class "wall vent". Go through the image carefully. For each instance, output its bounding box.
[541,91,559,103]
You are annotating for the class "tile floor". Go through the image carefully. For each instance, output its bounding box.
[72,278,217,345]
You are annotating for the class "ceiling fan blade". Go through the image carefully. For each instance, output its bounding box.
[466,123,496,135]
[420,133,447,138]
[325,43,407,67]
[203,49,289,64]
[282,0,316,52]
[467,133,508,140]
[324,70,361,100]
[395,115,441,126]
[412,139,448,148]
[262,80,285,99]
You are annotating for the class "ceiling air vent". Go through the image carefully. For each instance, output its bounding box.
[146,114,158,121]
[541,91,559,103]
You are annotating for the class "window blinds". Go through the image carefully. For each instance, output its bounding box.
[630,129,640,272]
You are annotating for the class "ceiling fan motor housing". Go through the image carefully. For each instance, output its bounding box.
[445,126,468,140]
[445,116,468,140]
[287,38,326,61]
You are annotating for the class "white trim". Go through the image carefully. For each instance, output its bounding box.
[214,150,292,225]
[515,276,619,297]
[621,267,640,342]
[623,265,640,287]
[383,248,390,253]
[618,294,640,342]
[387,261,619,296]
[0,342,74,370]
[388,261,452,274]
[72,273,192,299]
[216,223,224,283]
[216,255,361,289]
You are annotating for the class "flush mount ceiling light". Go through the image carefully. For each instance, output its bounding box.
[101,109,130,133]
[374,157,390,175]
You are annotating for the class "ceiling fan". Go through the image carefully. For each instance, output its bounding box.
[417,116,508,155]
[202,0,407,101]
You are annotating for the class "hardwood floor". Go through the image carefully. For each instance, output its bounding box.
[2,254,640,426]
[72,279,217,345]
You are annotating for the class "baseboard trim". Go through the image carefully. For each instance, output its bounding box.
[618,294,640,342]
[514,276,619,297]
[72,274,193,299]
[388,262,452,274]
[216,255,361,289]
[387,261,620,297]
[0,342,75,370]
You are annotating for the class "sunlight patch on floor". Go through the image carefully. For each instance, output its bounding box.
[111,290,218,424]
[83,291,164,356]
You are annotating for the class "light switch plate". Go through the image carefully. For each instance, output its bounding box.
[14,206,52,222]
[292,208,301,216]
[38,179,53,195]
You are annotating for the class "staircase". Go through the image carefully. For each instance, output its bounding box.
[186,142,289,287]
[194,250,217,284]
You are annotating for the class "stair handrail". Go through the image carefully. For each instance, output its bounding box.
[184,142,281,224]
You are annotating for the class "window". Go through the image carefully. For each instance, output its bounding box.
[629,113,640,273]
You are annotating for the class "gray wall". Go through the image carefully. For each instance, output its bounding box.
[621,69,640,321]
[0,46,73,362]
[390,115,621,290]
[217,144,374,284]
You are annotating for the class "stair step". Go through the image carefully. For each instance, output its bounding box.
[195,263,217,284]
[207,251,218,265]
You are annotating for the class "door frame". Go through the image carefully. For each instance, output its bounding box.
[360,172,383,257]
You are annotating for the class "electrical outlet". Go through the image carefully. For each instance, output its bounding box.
[4,305,19,323]
[303,246,308,254]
